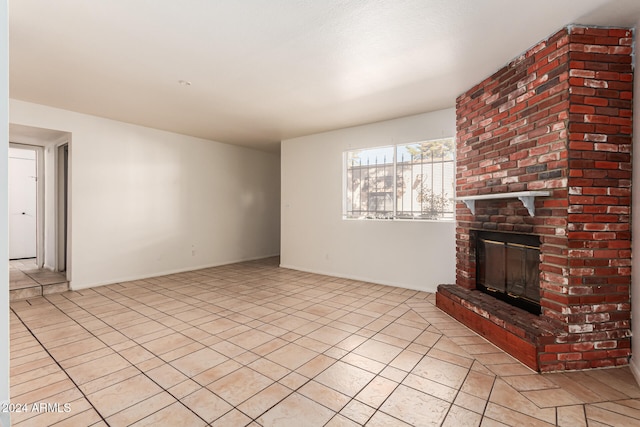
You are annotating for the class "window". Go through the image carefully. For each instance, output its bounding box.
[344,138,455,220]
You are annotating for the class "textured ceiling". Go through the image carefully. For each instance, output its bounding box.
[9,0,640,152]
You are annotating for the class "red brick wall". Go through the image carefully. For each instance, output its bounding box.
[455,26,633,371]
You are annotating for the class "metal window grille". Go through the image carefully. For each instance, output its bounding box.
[345,139,454,220]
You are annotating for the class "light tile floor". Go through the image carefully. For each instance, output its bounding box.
[8,257,640,426]
[9,259,68,301]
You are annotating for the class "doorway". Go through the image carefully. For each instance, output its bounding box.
[7,137,70,299]
[8,124,71,283]
[8,146,37,260]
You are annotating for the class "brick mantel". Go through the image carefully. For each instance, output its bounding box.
[437,26,633,372]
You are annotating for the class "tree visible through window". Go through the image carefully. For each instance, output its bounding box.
[344,138,455,220]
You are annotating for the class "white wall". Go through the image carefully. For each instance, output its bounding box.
[630,21,640,384]
[281,109,456,292]
[0,1,9,424]
[10,100,281,290]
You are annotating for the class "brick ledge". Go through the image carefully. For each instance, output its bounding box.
[436,284,561,371]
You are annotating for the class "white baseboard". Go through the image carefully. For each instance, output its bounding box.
[69,253,280,291]
[278,263,438,293]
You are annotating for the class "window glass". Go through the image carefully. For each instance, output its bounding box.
[345,146,394,219]
[345,138,454,220]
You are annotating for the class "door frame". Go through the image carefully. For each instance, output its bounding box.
[8,125,72,281]
[56,142,68,274]
[8,143,44,266]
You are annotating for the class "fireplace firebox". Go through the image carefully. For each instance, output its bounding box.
[476,231,541,315]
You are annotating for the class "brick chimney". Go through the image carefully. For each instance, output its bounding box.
[437,26,633,372]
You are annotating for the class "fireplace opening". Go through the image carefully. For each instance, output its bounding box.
[475,231,541,315]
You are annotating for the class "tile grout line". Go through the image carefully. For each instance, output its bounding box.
[10,258,638,426]
[49,291,213,426]
[10,305,110,426]
[80,280,296,424]
[16,291,205,425]
[478,368,498,425]
[96,271,413,424]
[273,300,440,425]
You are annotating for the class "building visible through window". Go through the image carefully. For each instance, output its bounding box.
[345,138,454,220]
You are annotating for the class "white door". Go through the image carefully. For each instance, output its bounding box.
[9,147,37,259]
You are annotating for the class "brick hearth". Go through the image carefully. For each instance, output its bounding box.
[436,25,633,372]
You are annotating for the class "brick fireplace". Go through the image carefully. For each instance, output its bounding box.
[436,26,633,372]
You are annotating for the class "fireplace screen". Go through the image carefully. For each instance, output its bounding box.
[476,231,541,314]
